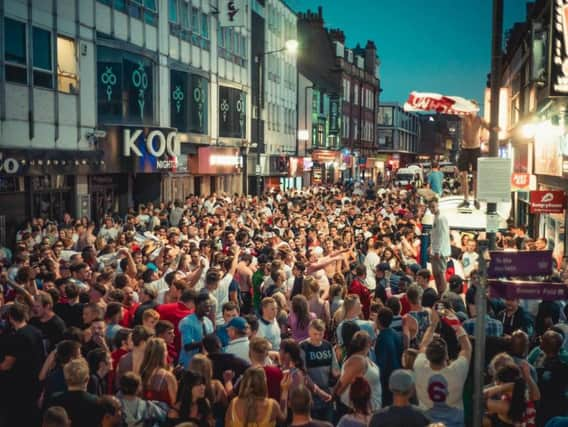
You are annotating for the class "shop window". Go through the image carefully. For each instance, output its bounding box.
[32,27,53,88]
[4,18,27,84]
[57,36,79,93]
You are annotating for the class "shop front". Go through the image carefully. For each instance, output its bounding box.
[311,149,340,185]
[0,148,104,245]
[190,147,242,196]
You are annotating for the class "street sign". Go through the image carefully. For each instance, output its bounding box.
[529,190,566,213]
[477,158,512,203]
[489,279,568,300]
[488,250,553,277]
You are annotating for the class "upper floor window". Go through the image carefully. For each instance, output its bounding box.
[57,36,79,93]
[4,18,27,84]
[97,0,157,25]
[33,27,53,88]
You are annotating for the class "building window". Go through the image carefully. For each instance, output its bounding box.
[180,1,190,29]
[168,0,177,23]
[57,36,78,93]
[170,70,209,134]
[4,18,27,84]
[191,7,199,32]
[97,46,154,124]
[32,27,53,88]
[97,0,157,25]
[218,86,246,138]
[201,13,208,39]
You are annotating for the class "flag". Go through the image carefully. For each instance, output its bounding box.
[219,0,246,27]
[404,91,480,115]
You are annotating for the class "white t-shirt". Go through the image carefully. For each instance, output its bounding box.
[414,352,469,427]
[461,252,479,278]
[364,251,380,290]
[212,273,233,325]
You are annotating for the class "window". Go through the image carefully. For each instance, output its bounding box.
[168,0,177,23]
[353,84,359,105]
[180,1,189,29]
[57,36,78,93]
[33,27,53,88]
[201,13,208,39]
[191,7,199,32]
[98,0,156,24]
[97,46,155,124]
[4,18,27,83]
[217,25,224,48]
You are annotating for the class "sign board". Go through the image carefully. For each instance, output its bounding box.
[548,0,568,96]
[529,190,566,213]
[219,0,246,27]
[488,250,553,277]
[0,153,20,175]
[477,158,512,203]
[486,213,500,233]
[510,173,535,192]
[489,280,568,301]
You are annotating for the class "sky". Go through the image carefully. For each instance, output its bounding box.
[286,0,529,105]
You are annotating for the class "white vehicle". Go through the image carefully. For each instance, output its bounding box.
[395,167,423,186]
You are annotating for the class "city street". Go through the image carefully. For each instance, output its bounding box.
[0,1,567,427]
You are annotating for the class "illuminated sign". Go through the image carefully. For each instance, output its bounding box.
[549,0,568,96]
[0,153,19,174]
[123,129,179,158]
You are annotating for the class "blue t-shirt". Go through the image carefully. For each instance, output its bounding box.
[428,171,444,196]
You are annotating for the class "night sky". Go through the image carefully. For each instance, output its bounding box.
[287,0,529,106]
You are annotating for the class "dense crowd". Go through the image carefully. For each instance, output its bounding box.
[0,182,567,427]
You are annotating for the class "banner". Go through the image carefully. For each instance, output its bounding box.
[219,0,246,27]
[530,190,566,213]
[404,91,479,115]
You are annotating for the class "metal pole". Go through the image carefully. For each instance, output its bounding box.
[256,55,263,197]
[473,2,503,427]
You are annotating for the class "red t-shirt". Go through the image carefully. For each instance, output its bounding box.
[399,294,411,316]
[349,278,371,318]
[120,303,140,328]
[156,302,194,352]
[264,365,283,401]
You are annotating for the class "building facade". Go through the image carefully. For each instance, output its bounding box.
[297,7,380,184]
[416,113,461,163]
[249,0,298,193]
[495,0,567,263]
[0,0,251,239]
[376,102,420,169]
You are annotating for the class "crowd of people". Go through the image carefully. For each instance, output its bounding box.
[0,182,567,427]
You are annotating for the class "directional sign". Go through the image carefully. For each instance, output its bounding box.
[488,250,553,278]
[489,279,568,301]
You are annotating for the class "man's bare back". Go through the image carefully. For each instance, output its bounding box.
[461,115,483,149]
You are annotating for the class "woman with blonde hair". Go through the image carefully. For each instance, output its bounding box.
[225,367,291,427]
[139,337,178,406]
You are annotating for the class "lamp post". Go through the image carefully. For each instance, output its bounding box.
[254,39,298,196]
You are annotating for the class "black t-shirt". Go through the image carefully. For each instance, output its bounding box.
[369,405,430,427]
[44,390,102,427]
[299,340,334,391]
[536,356,568,426]
[55,302,84,329]
[5,324,45,386]
[30,314,66,353]
[421,288,438,308]
[208,352,250,383]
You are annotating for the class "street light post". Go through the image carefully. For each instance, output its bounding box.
[254,40,299,197]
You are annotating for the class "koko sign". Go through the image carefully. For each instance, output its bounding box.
[0,153,20,174]
[123,129,179,159]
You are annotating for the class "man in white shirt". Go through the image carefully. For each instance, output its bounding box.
[428,198,451,294]
[224,316,251,362]
[413,310,471,427]
[364,240,381,291]
[257,297,281,351]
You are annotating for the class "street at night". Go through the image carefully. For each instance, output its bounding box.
[0,1,567,427]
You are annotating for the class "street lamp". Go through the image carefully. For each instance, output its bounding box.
[254,39,299,196]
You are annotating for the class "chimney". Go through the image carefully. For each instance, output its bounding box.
[329,28,345,44]
[364,40,377,75]
[318,6,323,19]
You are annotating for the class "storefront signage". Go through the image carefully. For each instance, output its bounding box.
[549,0,568,96]
[488,250,553,278]
[510,173,535,192]
[0,153,20,174]
[123,129,179,160]
[489,280,568,301]
[312,150,338,163]
[195,147,240,175]
[529,190,566,213]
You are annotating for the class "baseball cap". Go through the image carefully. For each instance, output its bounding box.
[409,263,421,274]
[146,262,158,272]
[389,369,415,393]
[226,316,248,332]
[377,262,391,272]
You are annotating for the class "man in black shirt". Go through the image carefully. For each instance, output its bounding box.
[44,358,102,427]
[369,369,430,427]
[54,282,84,329]
[203,334,250,383]
[30,290,66,353]
[0,302,45,426]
